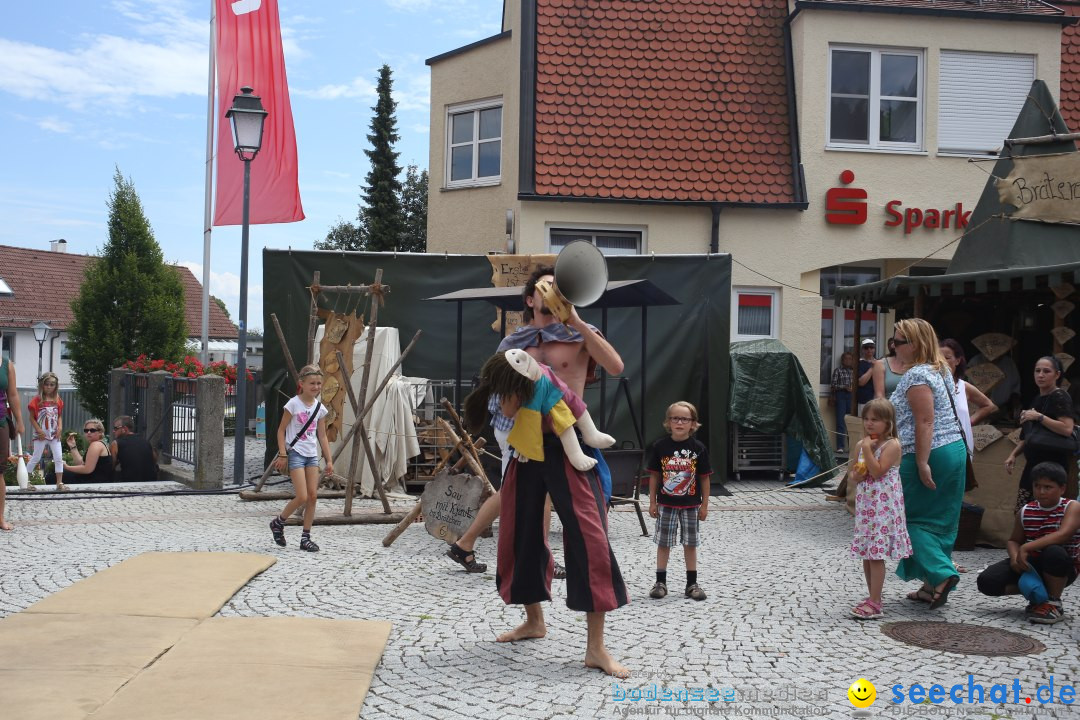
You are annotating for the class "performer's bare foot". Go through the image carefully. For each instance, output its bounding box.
[496,619,547,642]
[0,520,13,531]
[585,648,630,678]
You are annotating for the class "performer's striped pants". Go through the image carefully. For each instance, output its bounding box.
[497,433,629,612]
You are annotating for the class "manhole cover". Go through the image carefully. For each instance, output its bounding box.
[882,622,1045,656]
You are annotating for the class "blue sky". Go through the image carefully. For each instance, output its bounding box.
[0,0,501,332]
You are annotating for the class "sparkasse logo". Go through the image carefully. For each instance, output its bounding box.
[825,170,972,234]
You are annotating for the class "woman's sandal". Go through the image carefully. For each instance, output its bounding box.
[906,586,934,603]
[928,575,960,610]
[446,542,487,573]
[850,598,884,620]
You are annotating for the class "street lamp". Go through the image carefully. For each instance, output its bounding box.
[31,321,51,378]
[226,86,267,484]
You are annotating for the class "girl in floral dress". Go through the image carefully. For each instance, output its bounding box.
[849,398,912,619]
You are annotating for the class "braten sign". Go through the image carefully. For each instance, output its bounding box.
[996,154,1080,224]
[825,171,971,234]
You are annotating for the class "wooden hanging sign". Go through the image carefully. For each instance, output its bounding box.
[997,154,1080,224]
[420,469,486,544]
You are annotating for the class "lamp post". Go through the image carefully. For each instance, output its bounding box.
[226,86,268,484]
[31,321,51,378]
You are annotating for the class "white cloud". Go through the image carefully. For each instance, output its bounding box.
[0,34,206,111]
[37,117,73,134]
[293,76,376,101]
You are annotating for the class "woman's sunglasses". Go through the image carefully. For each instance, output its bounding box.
[892,338,911,346]
[83,427,102,434]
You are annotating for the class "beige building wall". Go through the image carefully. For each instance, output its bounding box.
[426,3,520,254]
[426,3,1065,452]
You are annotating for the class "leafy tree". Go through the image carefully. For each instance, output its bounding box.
[68,169,188,417]
[211,294,230,320]
[399,164,428,252]
[360,64,404,251]
[316,217,364,251]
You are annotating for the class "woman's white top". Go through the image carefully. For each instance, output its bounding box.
[954,378,973,453]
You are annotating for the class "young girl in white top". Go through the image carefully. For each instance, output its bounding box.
[27,372,65,491]
[270,365,332,552]
[849,398,912,619]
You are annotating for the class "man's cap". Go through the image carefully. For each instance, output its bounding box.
[861,338,876,346]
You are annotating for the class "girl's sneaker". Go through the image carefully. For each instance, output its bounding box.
[270,517,286,547]
[850,598,883,620]
[300,535,320,552]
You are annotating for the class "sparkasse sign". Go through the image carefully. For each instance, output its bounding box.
[826,171,971,234]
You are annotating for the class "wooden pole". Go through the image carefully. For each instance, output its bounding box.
[346,269,383,512]
[381,438,485,547]
[337,350,392,515]
[270,313,301,384]
[310,283,389,294]
[438,398,494,488]
[306,270,320,365]
[1005,131,1080,147]
[330,329,422,463]
[254,313,305,492]
[435,416,494,495]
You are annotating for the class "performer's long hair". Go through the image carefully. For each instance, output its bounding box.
[463,352,536,435]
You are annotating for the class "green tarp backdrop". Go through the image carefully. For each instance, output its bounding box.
[262,250,732,478]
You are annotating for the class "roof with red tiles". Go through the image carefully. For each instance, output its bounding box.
[799,0,1067,17]
[531,0,801,205]
[1059,1,1080,131]
[0,244,237,338]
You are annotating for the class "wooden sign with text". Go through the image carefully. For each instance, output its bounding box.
[420,469,486,544]
[997,154,1080,224]
[487,254,557,335]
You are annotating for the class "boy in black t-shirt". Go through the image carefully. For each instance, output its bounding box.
[647,401,713,601]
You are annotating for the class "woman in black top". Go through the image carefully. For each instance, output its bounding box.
[63,418,113,484]
[1005,356,1076,508]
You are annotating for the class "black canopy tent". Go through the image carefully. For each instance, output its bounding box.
[427,278,681,445]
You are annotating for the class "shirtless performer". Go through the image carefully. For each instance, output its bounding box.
[448,268,621,573]
[451,266,629,677]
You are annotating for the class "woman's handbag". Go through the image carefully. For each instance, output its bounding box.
[943,372,978,491]
[1024,420,1080,455]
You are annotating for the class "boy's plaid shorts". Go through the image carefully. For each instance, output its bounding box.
[653,505,700,548]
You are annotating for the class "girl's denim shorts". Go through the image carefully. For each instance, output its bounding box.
[287,449,319,470]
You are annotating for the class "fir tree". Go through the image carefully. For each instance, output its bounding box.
[399,164,428,252]
[359,64,403,251]
[68,169,188,418]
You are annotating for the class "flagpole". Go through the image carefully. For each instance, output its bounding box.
[200,0,216,365]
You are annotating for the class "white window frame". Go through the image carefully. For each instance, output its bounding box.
[732,287,780,342]
[547,224,645,255]
[827,45,924,152]
[445,98,503,189]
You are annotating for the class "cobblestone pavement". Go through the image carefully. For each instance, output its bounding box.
[2,478,1078,720]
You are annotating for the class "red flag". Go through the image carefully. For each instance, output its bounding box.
[213,0,304,226]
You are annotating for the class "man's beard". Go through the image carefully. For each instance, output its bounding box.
[539,305,553,316]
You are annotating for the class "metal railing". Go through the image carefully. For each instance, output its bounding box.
[120,373,151,435]
[224,371,263,437]
[160,377,198,467]
[404,378,477,487]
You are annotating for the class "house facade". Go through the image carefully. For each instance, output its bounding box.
[426,0,1072,447]
[0,241,237,388]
